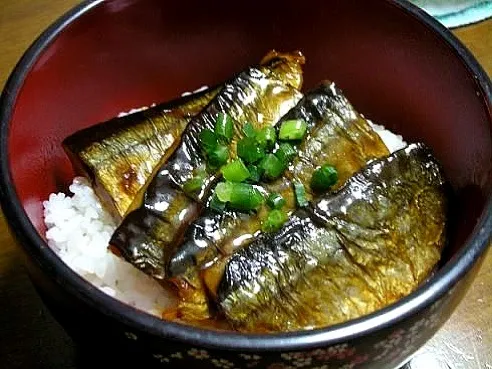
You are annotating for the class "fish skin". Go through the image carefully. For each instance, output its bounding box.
[109,52,305,285]
[63,89,218,218]
[218,143,449,332]
[168,82,389,320]
[288,82,391,193]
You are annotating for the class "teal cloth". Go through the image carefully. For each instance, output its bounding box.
[411,1,492,28]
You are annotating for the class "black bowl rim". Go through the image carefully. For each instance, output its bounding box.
[0,0,491,352]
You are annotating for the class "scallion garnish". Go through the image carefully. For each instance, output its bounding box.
[215,181,233,202]
[201,113,310,215]
[183,174,205,194]
[215,113,234,143]
[221,159,250,182]
[279,119,308,141]
[294,182,308,207]
[243,122,257,138]
[237,137,266,163]
[310,165,338,192]
[260,154,284,180]
[199,128,218,151]
[266,193,285,209]
[209,192,227,212]
[229,183,264,211]
[247,165,260,183]
[256,126,277,149]
[213,182,264,211]
[207,144,229,169]
[262,209,288,233]
[275,142,296,166]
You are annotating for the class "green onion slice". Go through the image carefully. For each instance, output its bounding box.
[215,181,234,202]
[310,165,338,192]
[279,119,308,141]
[260,154,284,180]
[266,193,286,209]
[221,159,250,182]
[262,209,288,233]
[275,142,297,166]
[199,129,218,151]
[247,165,260,183]
[209,193,226,212]
[207,144,229,169]
[183,175,205,194]
[256,126,276,149]
[229,183,264,211]
[294,182,308,207]
[215,113,234,143]
[237,137,265,164]
[243,122,257,138]
[212,182,264,212]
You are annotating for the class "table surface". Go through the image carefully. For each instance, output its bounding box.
[0,1,490,368]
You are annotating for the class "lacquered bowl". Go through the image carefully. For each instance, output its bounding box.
[0,1,490,368]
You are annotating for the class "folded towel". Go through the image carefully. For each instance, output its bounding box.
[410,0,492,27]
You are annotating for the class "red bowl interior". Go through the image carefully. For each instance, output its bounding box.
[3,0,491,332]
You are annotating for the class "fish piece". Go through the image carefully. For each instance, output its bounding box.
[109,51,305,287]
[168,83,389,320]
[218,143,449,332]
[288,82,391,193]
[63,88,217,218]
[168,85,331,276]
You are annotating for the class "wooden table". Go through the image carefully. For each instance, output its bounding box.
[0,2,490,368]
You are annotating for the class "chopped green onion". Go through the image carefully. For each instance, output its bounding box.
[237,137,265,163]
[207,144,229,169]
[215,113,234,143]
[247,165,260,183]
[243,122,257,138]
[215,181,233,202]
[262,209,288,233]
[212,182,264,212]
[183,175,205,194]
[294,182,308,207]
[221,159,250,182]
[229,183,264,211]
[256,126,277,149]
[199,129,218,151]
[266,193,286,209]
[209,193,226,212]
[279,119,308,141]
[310,165,338,192]
[260,154,284,180]
[275,142,297,165]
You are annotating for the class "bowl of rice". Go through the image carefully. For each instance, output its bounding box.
[0,0,490,368]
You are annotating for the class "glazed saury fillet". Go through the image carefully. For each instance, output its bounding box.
[218,143,449,332]
[63,88,218,218]
[168,82,390,320]
[110,51,305,280]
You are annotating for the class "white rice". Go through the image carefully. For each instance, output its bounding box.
[43,121,405,317]
[369,121,407,153]
[43,178,176,316]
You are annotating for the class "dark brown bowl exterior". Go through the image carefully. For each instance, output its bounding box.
[0,1,490,368]
[27,253,487,369]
